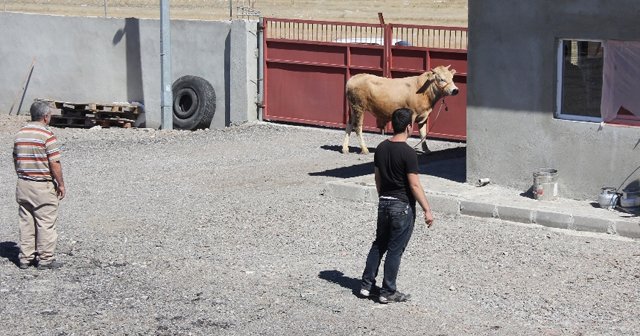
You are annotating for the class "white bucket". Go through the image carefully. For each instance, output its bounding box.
[533,168,558,201]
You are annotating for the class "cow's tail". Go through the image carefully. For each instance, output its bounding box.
[345,87,360,125]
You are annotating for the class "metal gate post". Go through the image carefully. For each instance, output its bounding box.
[344,37,352,125]
[257,17,265,121]
[384,24,392,77]
[261,17,269,120]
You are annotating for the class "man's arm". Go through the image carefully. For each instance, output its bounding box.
[374,167,381,194]
[407,173,434,227]
[50,160,65,200]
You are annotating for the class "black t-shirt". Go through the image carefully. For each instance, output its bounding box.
[374,140,419,205]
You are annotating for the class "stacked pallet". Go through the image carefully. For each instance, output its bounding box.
[40,99,141,128]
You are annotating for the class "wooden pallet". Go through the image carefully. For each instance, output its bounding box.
[96,117,135,128]
[50,115,97,128]
[50,115,135,128]
[46,100,141,114]
[39,99,141,128]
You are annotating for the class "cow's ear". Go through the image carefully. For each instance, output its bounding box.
[450,68,457,75]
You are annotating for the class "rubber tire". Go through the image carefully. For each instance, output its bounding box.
[172,75,216,130]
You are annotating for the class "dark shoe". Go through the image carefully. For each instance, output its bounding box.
[37,261,63,270]
[18,261,33,269]
[379,291,411,304]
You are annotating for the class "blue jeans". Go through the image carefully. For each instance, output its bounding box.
[361,198,415,296]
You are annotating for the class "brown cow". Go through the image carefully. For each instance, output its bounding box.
[341,65,459,154]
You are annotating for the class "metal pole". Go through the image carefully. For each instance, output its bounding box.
[103,0,107,17]
[257,17,264,120]
[160,0,173,130]
[229,0,232,20]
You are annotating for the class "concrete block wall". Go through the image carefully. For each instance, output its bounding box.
[467,0,640,200]
[0,12,258,129]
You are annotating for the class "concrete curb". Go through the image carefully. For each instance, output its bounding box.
[324,179,640,240]
[495,205,533,224]
[615,220,640,239]
[460,200,496,218]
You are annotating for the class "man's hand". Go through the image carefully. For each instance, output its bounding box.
[424,210,434,228]
[408,173,434,228]
[49,160,65,200]
[56,184,66,200]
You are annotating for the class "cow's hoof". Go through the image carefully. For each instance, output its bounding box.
[359,149,370,155]
[341,147,350,154]
[421,143,431,154]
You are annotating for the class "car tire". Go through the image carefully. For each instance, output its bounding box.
[172,75,216,130]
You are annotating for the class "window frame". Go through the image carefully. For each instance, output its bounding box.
[555,38,603,123]
[556,38,640,126]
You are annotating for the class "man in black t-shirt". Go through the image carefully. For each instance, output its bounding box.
[360,108,434,304]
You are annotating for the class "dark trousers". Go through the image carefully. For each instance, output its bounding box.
[361,198,415,296]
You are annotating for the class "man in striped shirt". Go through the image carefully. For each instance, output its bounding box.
[13,101,66,270]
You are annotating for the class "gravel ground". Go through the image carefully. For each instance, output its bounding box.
[0,115,639,336]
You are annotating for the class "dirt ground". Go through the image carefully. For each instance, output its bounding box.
[2,0,468,26]
[0,115,639,335]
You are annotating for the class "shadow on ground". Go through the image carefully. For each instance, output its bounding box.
[520,186,535,199]
[318,270,361,297]
[318,269,381,302]
[313,145,466,183]
[320,145,377,155]
[0,241,20,266]
[309,161,374,179]
[418,147,466,183]
[587,202,640,217]
[311,145,375,178]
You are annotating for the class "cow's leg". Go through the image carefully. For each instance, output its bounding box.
[341,119,353,154]
[342,105,362,154]
[418,121,431,154]
[355,113,369,155]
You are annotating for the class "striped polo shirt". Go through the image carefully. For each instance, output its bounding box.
[13,122,62,181]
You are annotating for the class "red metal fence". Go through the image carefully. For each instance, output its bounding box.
[262,18,467,140]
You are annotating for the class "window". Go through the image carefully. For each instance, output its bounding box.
[557,39,640,125]
[556,40,604,121]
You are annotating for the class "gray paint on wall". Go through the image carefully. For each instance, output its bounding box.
[468,0,640,200]
[0,12,257,129]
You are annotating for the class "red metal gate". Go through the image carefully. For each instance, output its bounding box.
[262,18,467,140]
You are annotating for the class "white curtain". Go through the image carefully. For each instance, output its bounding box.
[601,40,640,121]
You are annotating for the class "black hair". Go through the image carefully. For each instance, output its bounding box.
[391,108,413,134]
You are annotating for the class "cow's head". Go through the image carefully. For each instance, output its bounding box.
[416,65,459,96]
